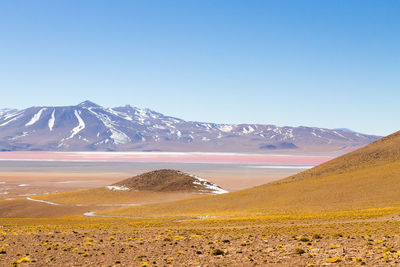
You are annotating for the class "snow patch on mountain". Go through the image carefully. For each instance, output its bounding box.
[68,110,85,139]
[0,109,16,117]
[88,108,130,145]
[107,108,133,121]
[135,108,148,124]
[242,126,255,134]
[333,131,346,139]
[10,131,29,140]
[25,108,47,126]
[219,125,233,132]
[2,110,24,121]
[0,112,25,127]
[153,124,166,130]
[106,185,130,191]
[190,174,228,194]
[48,109,55,131]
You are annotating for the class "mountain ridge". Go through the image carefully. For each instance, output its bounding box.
[0,101,380,153]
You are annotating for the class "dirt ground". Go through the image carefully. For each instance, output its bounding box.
[1,216,400,266]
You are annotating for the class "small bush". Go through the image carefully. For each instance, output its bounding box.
[325,257,341,263]
[293,248,305,255]
[16,257,30,263]
[210,248,224,256]
[312,234,322,239]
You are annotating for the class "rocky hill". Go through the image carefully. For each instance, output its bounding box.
[113,169,227,194]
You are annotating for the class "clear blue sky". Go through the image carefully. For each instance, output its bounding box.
[0,1,398,136]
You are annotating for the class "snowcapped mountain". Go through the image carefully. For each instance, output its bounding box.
[0,108,17,117]
[0,101,380,153]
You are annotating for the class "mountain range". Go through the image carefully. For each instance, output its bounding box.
[0,101,379,153]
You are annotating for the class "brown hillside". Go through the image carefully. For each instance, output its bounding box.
[279,130,400,184]
[100,131,400,217]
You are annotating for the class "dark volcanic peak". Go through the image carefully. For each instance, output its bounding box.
[111,169,228,194]
[0,101,380,153]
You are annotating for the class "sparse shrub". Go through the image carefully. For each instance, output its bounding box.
[325,257,341,263]
[293,248,305,255]
[16,256,30,263]
[210,248,224,256]
[299,237,310,242]
[312,234,322,239]
[354,257,363,262]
